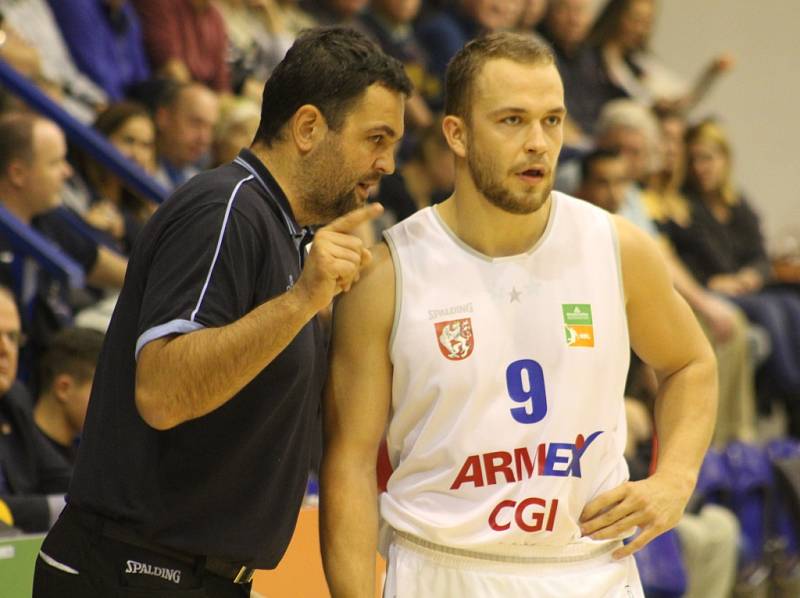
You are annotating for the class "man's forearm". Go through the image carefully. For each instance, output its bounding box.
[135,288,318,429]
[653,353,718,489]
[321,454,380,598]
[87,246,128,289]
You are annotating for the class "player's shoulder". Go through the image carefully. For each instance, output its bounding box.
[353,241,395,299]
[611,214,662,265]
[334,240,395,329]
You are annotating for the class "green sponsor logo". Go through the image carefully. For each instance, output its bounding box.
[562,304,593,325]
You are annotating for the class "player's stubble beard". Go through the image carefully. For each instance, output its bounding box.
[466,143,554,215]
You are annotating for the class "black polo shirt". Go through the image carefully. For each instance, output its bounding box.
[68,149,326,568]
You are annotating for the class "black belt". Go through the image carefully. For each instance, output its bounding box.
[65,505,256,584]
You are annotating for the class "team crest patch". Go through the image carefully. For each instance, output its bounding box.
[435,318,475,360]
[562,304,594,347]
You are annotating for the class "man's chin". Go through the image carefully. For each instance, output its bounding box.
[485,190,551,215]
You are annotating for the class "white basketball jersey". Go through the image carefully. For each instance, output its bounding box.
[381,192,631,557]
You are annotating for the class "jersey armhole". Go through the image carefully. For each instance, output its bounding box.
[606,213,630,348]
[382,231,403,360]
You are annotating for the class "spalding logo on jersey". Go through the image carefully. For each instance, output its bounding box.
[435,318,474,360]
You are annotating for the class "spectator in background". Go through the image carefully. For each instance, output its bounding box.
[374,120,454,228]
[133,0,231,92]
[152,82,220,190]
[594,98,660,231]
[642,108,691,226]
[47,0,151,101]
[644,111,759,446]
[262,0,316,37]
[588,0,733,114]
[212,97,261,167]
[0,113,127,376]
[623,358,740,598]
[0,0,108,122]
[539,0,625,142]
[360,0,439,125]
[66,101,157,254]
[517,0,548,32]
[0,286,71,533]
[0,20,49,86]
[33,327,104,466]
[589,107,757,446]
[301,0,368,26]
[416,0,527,81]
[671,120,800,432]
[575,148,629,214]
[214,0,296,101]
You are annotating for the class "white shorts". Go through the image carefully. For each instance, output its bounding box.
[383,534,644,598]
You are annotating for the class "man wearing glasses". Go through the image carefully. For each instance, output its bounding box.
[0,285,71,533]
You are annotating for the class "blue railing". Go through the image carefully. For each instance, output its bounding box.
[0,58,168,204]
[0,205,85,289]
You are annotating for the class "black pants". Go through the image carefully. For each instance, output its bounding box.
[33,507,251,597]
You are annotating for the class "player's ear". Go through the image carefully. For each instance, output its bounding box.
[442,115,467,159]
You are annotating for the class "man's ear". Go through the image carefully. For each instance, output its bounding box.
[6,158,29,188]
[442,115,468,159]
[52,373,75,404]
[289,104,328,154]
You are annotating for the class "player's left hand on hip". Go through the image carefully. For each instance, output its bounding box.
[578,472,694,559]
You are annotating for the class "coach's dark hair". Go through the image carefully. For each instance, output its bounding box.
[254,27,412,146]
[580,148,622,182]
[445,32,555,121]
[39,327,105,393]
[0,112,37,178]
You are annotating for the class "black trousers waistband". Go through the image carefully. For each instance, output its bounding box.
[62,504,255,584]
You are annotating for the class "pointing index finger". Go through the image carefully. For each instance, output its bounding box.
[324,203,384,234]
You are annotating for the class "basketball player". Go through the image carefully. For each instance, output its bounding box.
[320,32,717,597]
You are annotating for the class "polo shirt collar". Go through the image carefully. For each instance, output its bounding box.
[233,149,303,238]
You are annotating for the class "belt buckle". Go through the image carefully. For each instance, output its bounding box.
[233,566,255,584]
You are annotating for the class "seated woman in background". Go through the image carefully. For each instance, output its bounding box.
[65,102,157,255]
[666,119,800,429]
[589,0,733,115]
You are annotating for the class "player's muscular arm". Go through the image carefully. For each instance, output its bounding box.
[135,205,382,430]
[580,216,717,558]
[321,243,395,598]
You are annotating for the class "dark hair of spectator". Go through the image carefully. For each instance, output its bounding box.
[580,148,622,182]
[254,27,412,147]
[588,0,652,49]
[94,101,152,138]
[0,112,37,177]
[154,79,189,111]
[73,102,155,220]
[39,327,105,393]
[444,32,555,121]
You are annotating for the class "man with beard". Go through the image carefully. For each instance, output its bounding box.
[34,27,410,598]
[321,32,717,597]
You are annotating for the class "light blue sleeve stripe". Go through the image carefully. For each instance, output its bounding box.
[135,319,204,360]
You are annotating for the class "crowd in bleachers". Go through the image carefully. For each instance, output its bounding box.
[0,1,798,596]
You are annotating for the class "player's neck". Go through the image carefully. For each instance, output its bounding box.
[437,185,553,258]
